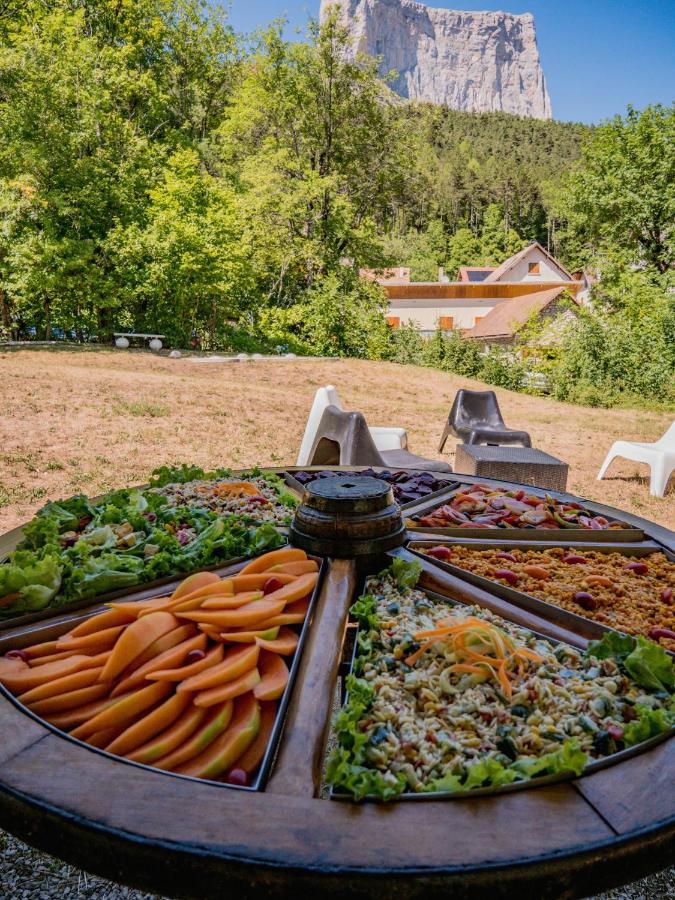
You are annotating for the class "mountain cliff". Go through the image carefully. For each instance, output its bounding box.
[321,0,552,119]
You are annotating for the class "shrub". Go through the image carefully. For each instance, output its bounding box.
[478,346,526,391]
[550,306,675,407]
[386,323,425,365]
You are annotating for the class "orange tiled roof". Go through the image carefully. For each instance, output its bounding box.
[465,287,574,339]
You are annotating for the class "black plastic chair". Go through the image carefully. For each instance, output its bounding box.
[438,390,532,452]
[308,406,452,473]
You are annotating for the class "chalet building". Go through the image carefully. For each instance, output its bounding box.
[361,242,588,336]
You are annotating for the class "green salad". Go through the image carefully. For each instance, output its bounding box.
[327,559,674,801]
[0,464,290,618]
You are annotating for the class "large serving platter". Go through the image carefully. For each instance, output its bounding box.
[404,482,646,543]
[284,467,460,511]
[330,578,674,802]
[0,465,672,900]
[408,539,675,644]
[0,468,307,629]
[0,553,325,793]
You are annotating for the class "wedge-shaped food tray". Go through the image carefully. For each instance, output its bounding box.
[0,469,301,630]
[0,556,325,793]
[408,540,675,645]
[284,468,460,511]
[0,553,254,632]
[330,580,673,803]
[405,484,644,543]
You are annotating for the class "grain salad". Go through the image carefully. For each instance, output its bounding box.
[418,544,675,652]
[151,473,297,526]
[328,560,674,800]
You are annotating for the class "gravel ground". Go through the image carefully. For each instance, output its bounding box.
[0,830,672,898]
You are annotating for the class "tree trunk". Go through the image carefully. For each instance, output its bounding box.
[43,298,51,341]
[0,288,11,336]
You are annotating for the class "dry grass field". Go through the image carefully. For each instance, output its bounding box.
[0,348,673,534]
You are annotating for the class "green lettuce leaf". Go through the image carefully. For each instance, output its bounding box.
[350,593,378,630]
[510,740,587,779]
[0,553,63,614]
[326,749,406,801]
[75,525,117,550]
[148,464,210,487]
[326,675,406,801]
[587,632,674,693]
[389,556,423,590]
[65,553,144,600]
[423,771,464,793]
[624,636,674,693]
[587,632,635,663]
[623,705,674,746]
[19,494,94,550]
[464,757,518,789]
[250,524,285,553]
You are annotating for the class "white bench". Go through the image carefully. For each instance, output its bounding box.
[114,333,165,351]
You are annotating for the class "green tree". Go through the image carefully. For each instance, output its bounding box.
[0,0,238,338]
[256,268,390,358]
[220,13,414,304]
[108,149,250,346]
[445,228,481,279]
[560,105,674,273]
[478,204,527,265]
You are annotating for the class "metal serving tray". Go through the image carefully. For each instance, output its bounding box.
[0,555,326,793]
[408,540,675,645]
[405,483,645,543]
[283,467,460,511]
[330,580,673,803]
[0,470,298,630]
[0,554,252,632]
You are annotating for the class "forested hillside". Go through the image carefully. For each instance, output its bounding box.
[380,106,589,280]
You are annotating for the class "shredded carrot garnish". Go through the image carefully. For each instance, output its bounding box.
[405,615,544,702]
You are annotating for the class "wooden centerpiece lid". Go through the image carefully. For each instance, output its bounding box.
[289,476,406,558]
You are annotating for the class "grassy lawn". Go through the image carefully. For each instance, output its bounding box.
[0,347,672,534]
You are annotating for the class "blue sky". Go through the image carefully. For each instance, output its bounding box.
[224,1,675,123]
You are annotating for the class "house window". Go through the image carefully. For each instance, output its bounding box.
[386,316,400,329]
[438,316,454,330]
[528,262,540,274]
[474,317,483,326]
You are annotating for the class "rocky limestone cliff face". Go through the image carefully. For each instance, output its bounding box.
[321,0,552,119]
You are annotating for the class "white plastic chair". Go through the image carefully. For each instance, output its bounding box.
[296,385,408,466]
[597,421,675,497]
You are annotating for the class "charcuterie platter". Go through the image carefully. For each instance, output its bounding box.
[0,465,672,899]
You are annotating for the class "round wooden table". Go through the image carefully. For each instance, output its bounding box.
[0,469,673,899]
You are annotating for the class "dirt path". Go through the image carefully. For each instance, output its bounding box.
[0,348,672,532]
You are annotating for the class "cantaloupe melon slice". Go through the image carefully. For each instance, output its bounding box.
[253,650,289,701]
[174,693,261,779]
[254,627,299,656]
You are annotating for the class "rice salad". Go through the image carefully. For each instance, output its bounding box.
[328,558,674,801]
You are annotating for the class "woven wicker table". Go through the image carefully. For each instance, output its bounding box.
[454,444,569,491]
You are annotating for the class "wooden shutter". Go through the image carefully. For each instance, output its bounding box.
[386,316,400,328]
[438,316,454,330]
